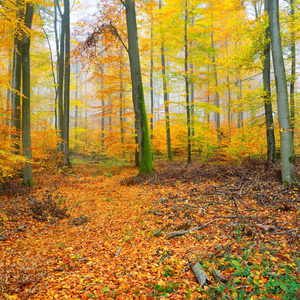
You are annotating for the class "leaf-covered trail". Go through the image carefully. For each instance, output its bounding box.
[1,160,300,299]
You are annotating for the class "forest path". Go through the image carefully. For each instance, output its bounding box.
[1,161,300,299]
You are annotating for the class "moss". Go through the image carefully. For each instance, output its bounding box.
[138,85,153,175]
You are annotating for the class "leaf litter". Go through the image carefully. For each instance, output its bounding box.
[0,158,299,299]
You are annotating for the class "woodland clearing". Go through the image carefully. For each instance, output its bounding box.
[0,158,300,299]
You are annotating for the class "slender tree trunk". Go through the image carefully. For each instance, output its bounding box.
[290,0,296,148]
[22,3,34,186]
[269,0,294,184]
[190,16,195,137]
[150,9,154,141]
[11,0,23,155]
[263,0,275,162]
[62,0,70,166]
[54,1,59,132]
[237,74,243,130]
[211,31,220,141]
[159,0,173,161]
[58,2,65,153]
[6,51,12,128]
[119,48,125,146]
[100,44,105,151]
[75,62,79,141]
[124,0,153,174]
[226,74,231,142]
[185,0,191,164]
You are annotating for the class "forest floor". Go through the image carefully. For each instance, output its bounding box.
[0,158,300,300]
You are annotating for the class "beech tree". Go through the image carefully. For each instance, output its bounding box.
[268,0,294,184]
[21,2,34,186]
[11,0,23,155]
[262,0,275,162]
[122,0,153,174]
[159,0,173,162]
[56,0,71,166]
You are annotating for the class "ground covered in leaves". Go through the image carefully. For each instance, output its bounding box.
[0,159,300,299]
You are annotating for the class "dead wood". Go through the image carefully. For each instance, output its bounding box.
[167,220,216,238]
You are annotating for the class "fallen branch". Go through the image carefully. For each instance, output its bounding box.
[21,274,45,300]
[270,228,300,235]
[64,174,81,179]
[214,215,238,219]
[167,220,216,238]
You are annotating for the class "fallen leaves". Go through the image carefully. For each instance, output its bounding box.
[0,159,299,299]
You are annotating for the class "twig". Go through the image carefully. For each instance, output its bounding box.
[167,220,216,238]
[214,215,238,219]
[21,274,45,300]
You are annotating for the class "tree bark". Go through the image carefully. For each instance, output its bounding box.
[57,0,65,153]
[124,0,153,174]
[11,0,23,155]
[63,0,70,166]
[211,31,220,141]
[150,7,154,141]
[290,0,295,148]
[185,0,191,163]
[269,0,294,184]
[159,0,173,161]
[263,0,275,162]
[22,3,34,186]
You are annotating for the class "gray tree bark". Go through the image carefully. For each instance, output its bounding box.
[150,9,154,141]
[159,0,173,161]
[263,0,275,162]
[123,0,153,174]
[62,0,70,166]
[290,0,295,147]
[269,0,294,184]
[185,0,191,163]
[210,31,220,141]
[11,0,23,155]
[22,3,34,186]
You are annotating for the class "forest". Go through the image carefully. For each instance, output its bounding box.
[0,0,300,299]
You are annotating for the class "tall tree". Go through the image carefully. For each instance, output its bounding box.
[56,0,71,166]
[159,0,173,161]
[184,0,191,163]
[289,0,296,147]
[268,0,294,184]
[62,0,70,166]
[11,0,23,155]
[263,0,275,162]
[21,2,34,186]
[122,0,153,174]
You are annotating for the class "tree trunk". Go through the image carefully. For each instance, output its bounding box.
[159,0,173,161]
[124,0,153,174]
[211,31,220,141]
[236,74,243,130]
[119,48,125,146]
[57,1,65,153]
[54,0,59,132]
[269,0,294,184]
[226,74,231,142]
[263,0,275,162]
[11,0,23,155]
[185,0,191,163]
[22,3,34,186]
[150,7,154,141]
[75,62,79,141]
[6,51,12,128]
[62,0,70,166]
[290,0,295,148]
